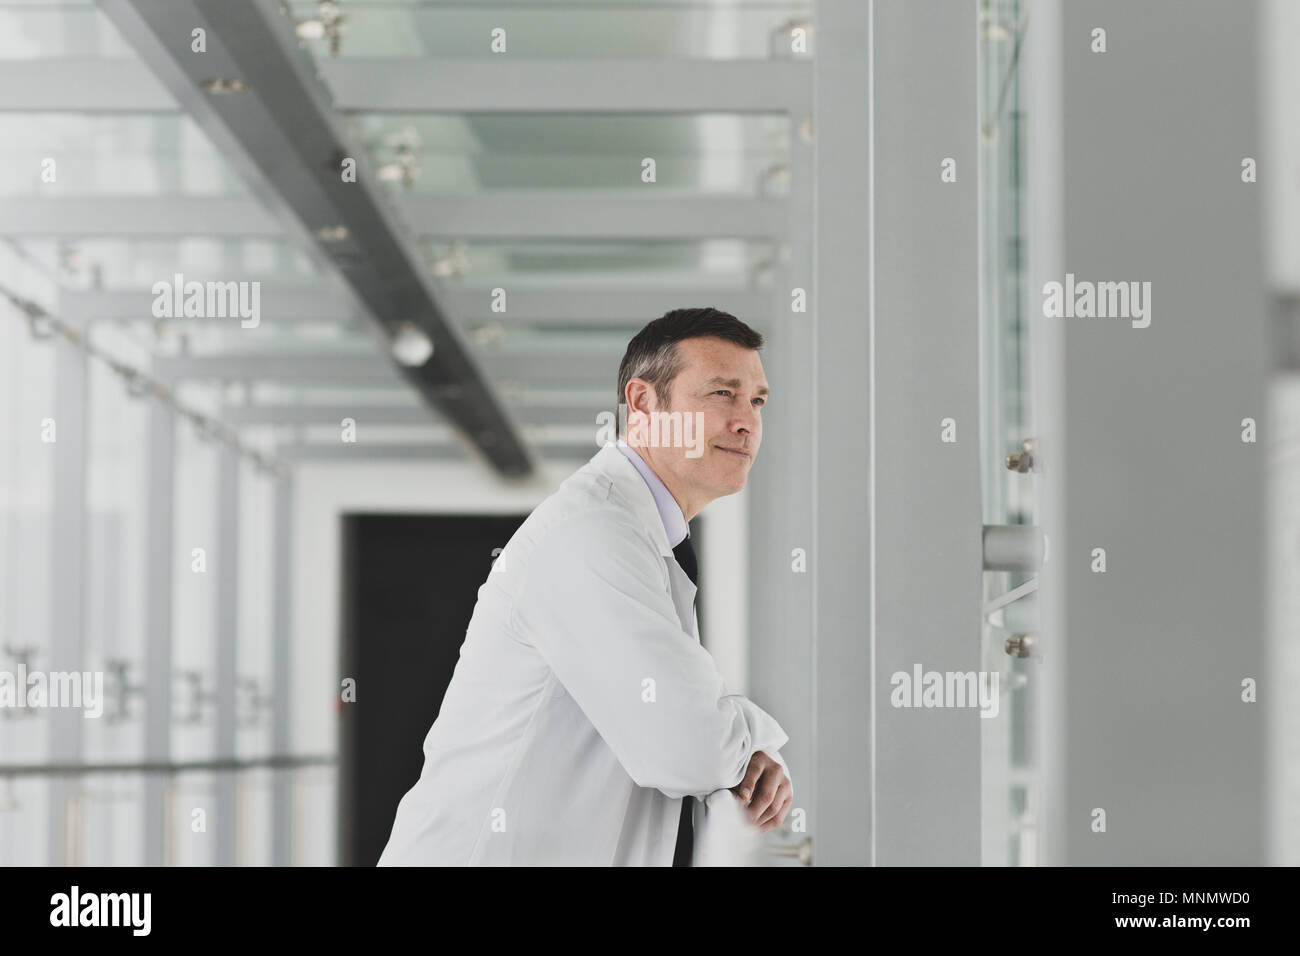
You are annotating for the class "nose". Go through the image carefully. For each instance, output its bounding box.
[734,405,758,438]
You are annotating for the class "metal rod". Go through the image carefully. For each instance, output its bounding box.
[982,523,1045,571]
[0,755,335,777]
[983,576,1039,616]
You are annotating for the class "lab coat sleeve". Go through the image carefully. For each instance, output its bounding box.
[511,507,789,799]
[709,680,794,799]
[704,725,794,805]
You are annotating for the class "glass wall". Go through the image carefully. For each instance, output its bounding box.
[978,0,1037,867]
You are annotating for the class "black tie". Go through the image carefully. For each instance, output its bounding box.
[670,533,698,867]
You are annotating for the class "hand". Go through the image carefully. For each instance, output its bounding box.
[730,751,792,834]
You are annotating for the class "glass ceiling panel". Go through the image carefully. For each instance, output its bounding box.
[251,384,417,404]
[247,384,612,409]
[0,1,785,399]
[0,1,135,59]
[424,237,776,287]
[287,0,811,60]
[0,115,252,197]
[80,313,377,375]
[472,326,629,353]
[352,113,791,194]
[17,238,322,291]
[184,324,379,358]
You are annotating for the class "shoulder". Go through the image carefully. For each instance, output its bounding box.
[533,500,658,566]
[518,486,668,598]
[523,457,652,551]
[503,453,666,590]
[508,497,670,633]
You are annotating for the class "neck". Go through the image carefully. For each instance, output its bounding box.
[627,441,701,523]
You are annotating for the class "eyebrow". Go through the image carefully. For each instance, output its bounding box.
[703,376,771,397]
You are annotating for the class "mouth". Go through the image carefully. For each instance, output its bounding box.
[714,445,752,460]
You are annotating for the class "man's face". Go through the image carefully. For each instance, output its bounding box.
[630,336,767,515]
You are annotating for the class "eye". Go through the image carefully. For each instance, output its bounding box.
[713,389,731,397]
[753,397,766,407]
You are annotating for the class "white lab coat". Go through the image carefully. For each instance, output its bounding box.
[377,442,791,866]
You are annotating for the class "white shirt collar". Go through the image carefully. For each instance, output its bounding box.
[616,442,689,548]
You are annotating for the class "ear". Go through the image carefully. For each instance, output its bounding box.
[624,378,655,428]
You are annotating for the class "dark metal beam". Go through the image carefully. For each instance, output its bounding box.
[96,0,534,477]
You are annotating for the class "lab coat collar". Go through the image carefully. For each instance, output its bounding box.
[615,442,689,549]
[587,442,675,559]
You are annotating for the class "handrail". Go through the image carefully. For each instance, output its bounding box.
[0,754,335,778]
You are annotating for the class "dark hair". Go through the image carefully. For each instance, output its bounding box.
[616,307,764,413]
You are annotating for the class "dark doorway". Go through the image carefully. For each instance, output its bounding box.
[337,513,527,866]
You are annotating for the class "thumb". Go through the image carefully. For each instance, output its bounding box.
[732,754,765,801]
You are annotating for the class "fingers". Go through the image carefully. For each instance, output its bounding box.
[757,806,788,834]
[754,780,790,832]
[745,767,781,825]
[733,753,766,803]
[730,751,794,832]
[743,756,790,827]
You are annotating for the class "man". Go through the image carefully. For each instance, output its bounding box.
[378,307,793,866]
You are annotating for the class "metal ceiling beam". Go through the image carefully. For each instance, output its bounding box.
[0,58,811,115]
[0,197,281,238]
[220,404,432,426]
[322,58,812,113]
[6,195,782,242]
[156,355,397,383]
[406,195,784,240]
[281,442,598,463]
[156,352,618,387]
[0,59,173,112]
[220,402,606,427]
[96,0,534,477]
[445,288,772,325]
[61,287,770,328]
[489,352,630,387]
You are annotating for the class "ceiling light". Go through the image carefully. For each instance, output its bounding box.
[391,323,434,367]
[200,78,249,94]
